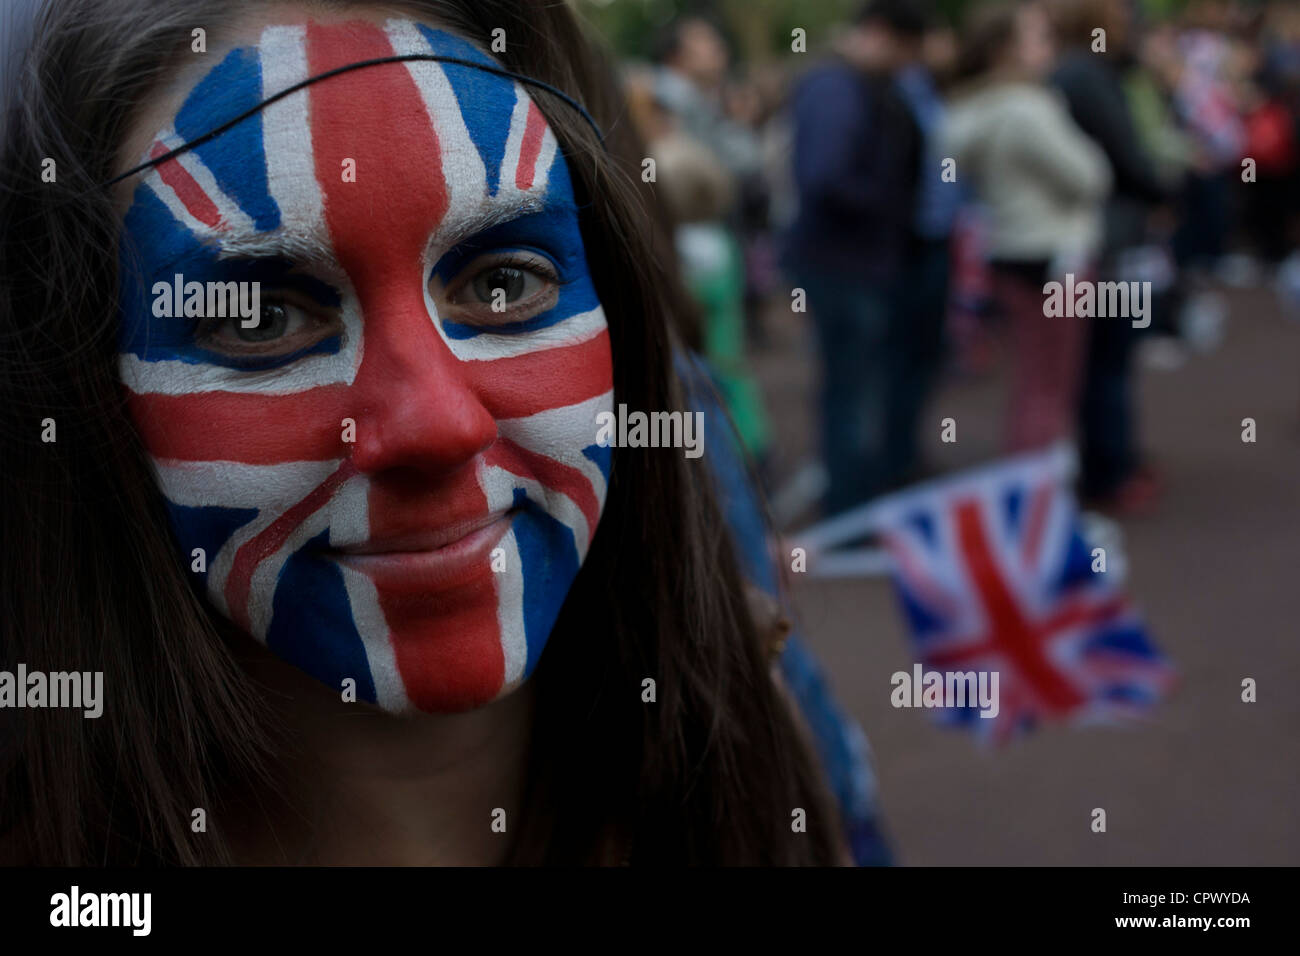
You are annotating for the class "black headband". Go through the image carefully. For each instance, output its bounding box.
[103,54,606,188]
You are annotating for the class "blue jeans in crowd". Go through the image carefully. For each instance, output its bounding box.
[1173,171,1231,270]
[886,238,950,486]
[1078,280,1139,498]
[794,271,894,515]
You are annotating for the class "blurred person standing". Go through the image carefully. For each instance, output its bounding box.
[660,128,772,463]
[725,65,788,349]
[652,17,775,349]
[943,0,1112,452]
[1129,23,1196,193]
[1171,1,1247,275]
[1047,0,1173,512]
[783,0,923,514]
[652,16,763,185]
[1124,23,1196,349]
[1240,5,1299,269]
[641,24,773,462]
[889,4,963,488]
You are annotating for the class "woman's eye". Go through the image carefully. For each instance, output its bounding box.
[470,266,532,305]
[444,253,559,320]
[228,301,295,342]
[196,296,340,360]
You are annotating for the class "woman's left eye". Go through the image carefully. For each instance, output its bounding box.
[470,266,539,305]
[443,252,558,319]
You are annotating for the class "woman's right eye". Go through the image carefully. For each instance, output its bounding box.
[234,301,294,342]
[195,295,342,362]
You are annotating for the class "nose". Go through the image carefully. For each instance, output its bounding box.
[347,284,497,477]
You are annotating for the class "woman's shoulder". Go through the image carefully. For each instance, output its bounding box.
[998,82,1072,121]
[948,80,1051,125]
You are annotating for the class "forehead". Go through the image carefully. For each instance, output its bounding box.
[124,6,514,156]
[120,14,569,256]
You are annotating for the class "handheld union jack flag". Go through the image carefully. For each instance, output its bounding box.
[872,446,1177,744]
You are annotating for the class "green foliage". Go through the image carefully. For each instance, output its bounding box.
[572,0,1197,62]
[574,0,858,62]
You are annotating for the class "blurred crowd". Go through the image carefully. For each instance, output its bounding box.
[622,0,1300,521]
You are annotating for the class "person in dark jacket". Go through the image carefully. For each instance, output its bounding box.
[890,6,962,489]
[1048,0,1173,512]
[783,0,922,514]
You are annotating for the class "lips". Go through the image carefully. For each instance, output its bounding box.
[326,509,516,593]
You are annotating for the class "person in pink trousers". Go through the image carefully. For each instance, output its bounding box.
[943,0,1111,451]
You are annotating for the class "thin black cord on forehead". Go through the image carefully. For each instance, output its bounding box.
[102,54,606,188]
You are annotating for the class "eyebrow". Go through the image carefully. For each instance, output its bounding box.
[434,193,557,249]
[135,227,340,285]
[208,191,565,265]
[214,228,338,267]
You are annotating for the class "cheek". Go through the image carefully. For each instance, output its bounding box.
[126,389,352,466]
[123,382,354,630]
[478,312,614,539]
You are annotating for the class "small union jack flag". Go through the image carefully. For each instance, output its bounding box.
[872,446,1177,744]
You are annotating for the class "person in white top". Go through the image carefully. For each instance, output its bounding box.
[943,0,1112,451]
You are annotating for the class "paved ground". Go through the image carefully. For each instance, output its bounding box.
[751,283,1300,865]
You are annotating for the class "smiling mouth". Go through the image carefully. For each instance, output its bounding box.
[325,509,517,592]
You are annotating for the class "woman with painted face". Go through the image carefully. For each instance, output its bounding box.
[0,0,851,865]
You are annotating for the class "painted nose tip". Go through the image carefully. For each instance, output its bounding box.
[346,289,498,475]
[348,365,499,475]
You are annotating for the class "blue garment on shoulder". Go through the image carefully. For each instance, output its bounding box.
[678,352,892,866]
[894,64,962,241]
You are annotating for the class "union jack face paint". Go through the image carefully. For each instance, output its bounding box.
[116,19,614,713]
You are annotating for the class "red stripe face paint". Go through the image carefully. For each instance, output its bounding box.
[115,15,614,713]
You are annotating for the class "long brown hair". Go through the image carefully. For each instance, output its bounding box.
[0,0,841,864]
